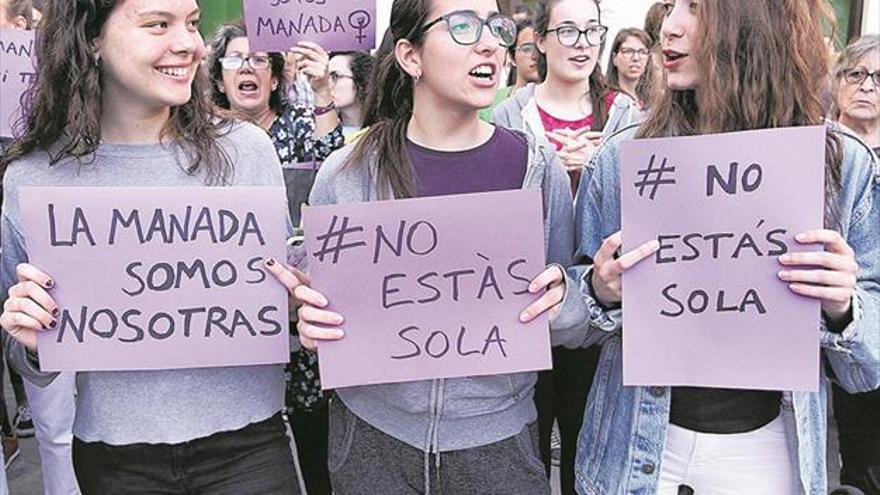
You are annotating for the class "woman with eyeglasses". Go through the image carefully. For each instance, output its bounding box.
[544,1,879,493]
[492,2,637,493]
[478,19,541,122]
[206,22,345,495]
[263,0,579,492]
[607,28,653,111]
[328,51,375,138]
[829,34,880,495]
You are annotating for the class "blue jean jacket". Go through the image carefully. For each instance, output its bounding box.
[554,125,880,495]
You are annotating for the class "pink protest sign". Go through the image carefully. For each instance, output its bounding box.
[0,29,36,139]
[303,190,551,389]
[620,126,825,391]
[19,187,290,372]
[244,0,376,53]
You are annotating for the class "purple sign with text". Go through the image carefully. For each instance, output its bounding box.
[244,0,376,53]
[620,126,825,391]
[20,187,290,372]
[0,29,36,139]
[303,190,552,389]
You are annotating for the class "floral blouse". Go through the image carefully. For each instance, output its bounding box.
[269,102,344,415]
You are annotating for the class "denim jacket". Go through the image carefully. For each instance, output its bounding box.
[559,124,880,495]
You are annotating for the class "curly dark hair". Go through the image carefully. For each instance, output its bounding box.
[0,0,233,184]
[207,21,287,115]
[330,51,375,108]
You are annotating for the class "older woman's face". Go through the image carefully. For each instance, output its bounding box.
[837,51,880,128]
[218,36,275,115]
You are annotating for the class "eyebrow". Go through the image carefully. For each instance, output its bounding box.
[555,19,600,26]
[136,8,201,19]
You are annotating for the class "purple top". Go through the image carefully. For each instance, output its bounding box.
[408,126,527,197]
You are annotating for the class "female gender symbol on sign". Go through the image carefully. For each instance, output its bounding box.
[348,10,372,44]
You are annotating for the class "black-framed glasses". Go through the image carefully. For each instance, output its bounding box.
[219,55,271,71]
[841,68,880,87]
[546,24,608,47]
[420,10,517,47]
[619,47,649,58]
[329,71,354,84]
[516,42,537,55]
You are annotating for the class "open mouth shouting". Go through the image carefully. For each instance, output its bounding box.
[468,63,497,87]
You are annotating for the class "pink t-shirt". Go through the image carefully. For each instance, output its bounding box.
[537,91,617,192]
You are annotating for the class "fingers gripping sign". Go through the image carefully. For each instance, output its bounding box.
[263,258,345,351]
[591,232,661,307]
[0,263,59,351]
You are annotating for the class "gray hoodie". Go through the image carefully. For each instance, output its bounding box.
[304,127,585,455]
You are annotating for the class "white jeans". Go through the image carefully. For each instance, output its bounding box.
[657,414,801,495]
[24,372,80,495]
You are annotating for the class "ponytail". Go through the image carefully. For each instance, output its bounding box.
[344,0,431,199]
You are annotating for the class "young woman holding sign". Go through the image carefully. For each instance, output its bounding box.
[264,0,586,492]
[545,0,880,493]
[0,1,300,493]
[491,2,637,492]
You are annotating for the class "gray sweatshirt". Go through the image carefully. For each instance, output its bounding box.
[1,122,287,445]
[304,127,583,453]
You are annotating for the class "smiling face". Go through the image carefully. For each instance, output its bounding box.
[660,0,701,90]
[414,0,508,111]
[96,0,205,115]
[837,53,880,126]
[613,35,649,82]
[218,36,276,115]
[537,0,602,85]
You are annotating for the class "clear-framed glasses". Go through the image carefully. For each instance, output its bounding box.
[842,68,880,87]
[546,24,608,47]
[219,55,271,71]
[619,47,650,59]
[419,10,517,47]
[516,42,537,55]
[329,71,354,84]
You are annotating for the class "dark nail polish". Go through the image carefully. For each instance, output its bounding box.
[265,258,276,266]
[52,308,60,317]
[48,320,56,329]
[45,279,55,288]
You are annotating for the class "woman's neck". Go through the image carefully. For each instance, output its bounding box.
[244,106,278,132]
[840,115,880,148]
[339,104,363,130]
[616,75,639,102]
[536,75,591,118]
[408,90,493,151]
[100,99,171,144]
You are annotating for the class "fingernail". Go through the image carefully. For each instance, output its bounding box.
[779,254,791,263]
[528,283,538,293]
[52,308,59,317]
[334,315,344,325]
[519,311,530,322]
[265,258,276,267]
[45,279,54,288]
[49,320,56,329]
[334,330,345,339]
[778,270,790,279]
[795,233,807,242]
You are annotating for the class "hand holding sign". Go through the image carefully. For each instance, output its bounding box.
[590,231,661,306]
[0,264,58,351]
[779,229,859,323]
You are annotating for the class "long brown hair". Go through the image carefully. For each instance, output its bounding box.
[344,0,434,199]
[534,0,611,132]
[1,0,232,184]
[636,0,843,221]
[606,28,653,106]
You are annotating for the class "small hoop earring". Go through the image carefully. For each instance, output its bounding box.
[413,71,421,85]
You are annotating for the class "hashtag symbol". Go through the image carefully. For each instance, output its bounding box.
[312,215,367,264]
[634,154,676,200]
